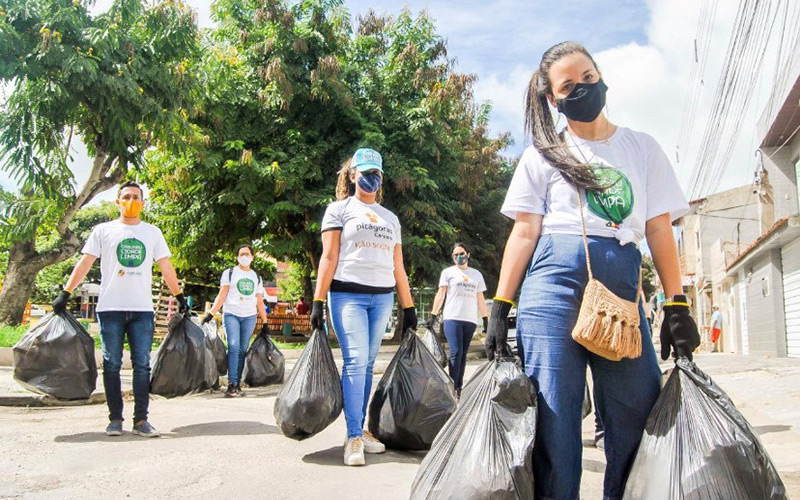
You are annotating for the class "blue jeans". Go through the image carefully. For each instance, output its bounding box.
[443,319,476,390]
[223,313,257,386]
[329,291,394,439]
[516,234,661,500]
[97,311,155,423]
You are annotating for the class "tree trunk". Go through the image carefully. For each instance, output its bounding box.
[0,150,121,325]
[0,241,40,325]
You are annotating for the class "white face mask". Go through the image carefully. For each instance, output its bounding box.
[238,255,253,267]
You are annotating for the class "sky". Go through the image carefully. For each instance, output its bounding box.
[2,0,795,203]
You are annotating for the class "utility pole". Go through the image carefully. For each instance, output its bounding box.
[754,152,775,233]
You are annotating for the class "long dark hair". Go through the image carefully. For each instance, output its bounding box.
[525,41,604,191]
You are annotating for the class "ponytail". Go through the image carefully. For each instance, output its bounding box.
[525,41,605,191]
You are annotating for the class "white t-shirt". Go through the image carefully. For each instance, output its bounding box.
[439,266,487,324]
[220,267,263,318]
[82,220,171,312]
[321,197,402,289]
[501,127,689,244]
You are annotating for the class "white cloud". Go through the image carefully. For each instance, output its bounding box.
[476,0,790,196]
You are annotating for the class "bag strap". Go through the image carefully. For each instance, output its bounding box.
[577,189,642,296]
[577,190,594,281]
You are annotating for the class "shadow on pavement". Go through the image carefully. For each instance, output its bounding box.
[302,446,426,466]
[754,424,793,435]
[54,421,279,442]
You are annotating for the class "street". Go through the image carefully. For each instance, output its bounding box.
[1,353,799,499]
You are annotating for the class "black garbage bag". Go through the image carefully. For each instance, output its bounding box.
[202,322,227,376]
[150,312,219,398]
[242,328,285,387]
[12,311,97,400]
[368,328,456,450]
[420,325,448,368]
[410,358,537,500]
[623,357,787,500]
[273,329,342,440]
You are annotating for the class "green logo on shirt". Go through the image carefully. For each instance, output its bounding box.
[587,166,634,225]
[116,238,146,268]
[237,278,255,295]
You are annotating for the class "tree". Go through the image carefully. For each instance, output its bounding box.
[145,0,357,300]
[0,0,198,324]
[145,2,513,306]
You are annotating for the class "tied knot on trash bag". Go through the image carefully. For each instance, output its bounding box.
[150,312,219,398]
[410,357,538,500]
[202,322,228,376]
[274,328,342,440]
[242,327,285,387]
[13,310,97,401]
[368,328,456,451]
[420,324,448,368]
[623,357,788,500]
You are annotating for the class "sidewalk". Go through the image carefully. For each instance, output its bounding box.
[0,353,797,498]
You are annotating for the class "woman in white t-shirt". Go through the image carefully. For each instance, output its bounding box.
[204,244,268,397]
[483,42,701,499]
[427,243,488,397]
[311,148,417,466]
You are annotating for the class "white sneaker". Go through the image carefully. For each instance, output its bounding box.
[362,430,386,454]
[343,437,366,466]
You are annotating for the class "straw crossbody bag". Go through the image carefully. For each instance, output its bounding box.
[571,190,643,361]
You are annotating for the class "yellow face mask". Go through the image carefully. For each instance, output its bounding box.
[119,199,143,218]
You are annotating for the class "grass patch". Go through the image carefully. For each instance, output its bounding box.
[272,340,307,350]
[0,324,28,348]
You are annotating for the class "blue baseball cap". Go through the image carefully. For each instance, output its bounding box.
[352,148,383,172]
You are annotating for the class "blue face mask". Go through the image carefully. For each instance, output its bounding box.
[357,172,382,193]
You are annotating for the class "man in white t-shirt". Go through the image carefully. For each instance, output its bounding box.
[52,181,186,438]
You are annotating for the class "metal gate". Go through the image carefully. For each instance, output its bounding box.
[781,238,800,358]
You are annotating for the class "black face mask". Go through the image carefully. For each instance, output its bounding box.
[556,79,608,123]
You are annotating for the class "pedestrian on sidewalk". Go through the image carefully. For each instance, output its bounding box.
[710,305,723,352]
[203,244,269,397]
[311,147,417,466]
[483,42,701,499]
[52,181,187,438]
[426,243,488,398]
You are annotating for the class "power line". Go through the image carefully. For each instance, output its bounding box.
[687,0,790,198]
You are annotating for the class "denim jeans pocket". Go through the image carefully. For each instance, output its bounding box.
[527,234,554,278]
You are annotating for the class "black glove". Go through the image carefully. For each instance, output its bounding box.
[52,290,71,314]
[201,313,213,324]
[660,296,700,361]
[175,293,188,314]
[425,313,438,329]
[261,323,271,336]
[482,316,488,333]
[310,299,325,331]
[402,306,418,331]
[485,299,513,361]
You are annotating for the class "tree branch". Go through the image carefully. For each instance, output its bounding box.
[55,150,124,235]
[29,228,82,269]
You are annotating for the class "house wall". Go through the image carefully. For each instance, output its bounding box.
[761,134,800,220]
[742,249,788,357]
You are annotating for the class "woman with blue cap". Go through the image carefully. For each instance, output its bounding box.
[310,147,417,466]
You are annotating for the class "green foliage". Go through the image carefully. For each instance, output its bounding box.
[145,1,512,289]
[0,323,27,347]
[0,0,199,244]
[278,261,306,302]
[642,254,656,300]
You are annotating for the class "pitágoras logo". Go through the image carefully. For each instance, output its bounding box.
[365,212,379,223]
